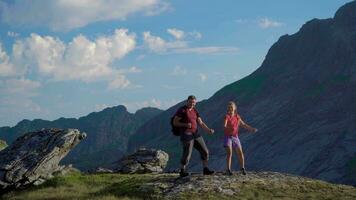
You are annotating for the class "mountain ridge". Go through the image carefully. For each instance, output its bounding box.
[128,0,356,186]
[0,105,163,170]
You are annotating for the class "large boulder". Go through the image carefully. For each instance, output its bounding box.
[0,128,86,189]
[117,148,169,174]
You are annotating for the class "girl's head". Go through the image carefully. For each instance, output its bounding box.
[227,101,237,115]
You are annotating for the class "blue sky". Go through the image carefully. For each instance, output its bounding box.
[0,0,351,127]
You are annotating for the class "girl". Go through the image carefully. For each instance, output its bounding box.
[223,101,257,175]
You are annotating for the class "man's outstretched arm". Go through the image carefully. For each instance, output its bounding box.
[197,117,214,134]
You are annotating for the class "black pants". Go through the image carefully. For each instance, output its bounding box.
[180,133,209,166]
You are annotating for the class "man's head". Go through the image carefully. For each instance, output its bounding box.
[186,95,197,109]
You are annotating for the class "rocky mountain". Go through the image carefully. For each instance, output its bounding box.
[128,1,356,186]
[0,106,162,170]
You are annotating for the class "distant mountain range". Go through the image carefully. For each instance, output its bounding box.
[0,106,162,170]
[128,1,356,186]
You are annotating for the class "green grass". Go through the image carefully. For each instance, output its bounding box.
[0,140,7,151]
[2,172,356,200]
[176,178,356,200]
[1,172,157,200]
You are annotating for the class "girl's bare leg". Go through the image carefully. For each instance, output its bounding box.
[235,147,245,169]
[226,146,232,170]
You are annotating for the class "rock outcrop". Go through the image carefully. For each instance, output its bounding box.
[116,148,169,174]
[138,172,356,199]
[0,128,86,189]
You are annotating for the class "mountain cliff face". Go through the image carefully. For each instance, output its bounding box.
[0,106,162,170]
[128,1,356,186]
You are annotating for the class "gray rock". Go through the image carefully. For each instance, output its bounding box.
[52,164,81,177]
[0,128,86,189]
[117,148,169,174]
[94,167,114,173]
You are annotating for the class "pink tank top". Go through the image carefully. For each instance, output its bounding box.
[224,114,240,136]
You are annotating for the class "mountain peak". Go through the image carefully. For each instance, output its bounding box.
[103,105,127,113]
[334,0,356,30]
[135,107,162,114]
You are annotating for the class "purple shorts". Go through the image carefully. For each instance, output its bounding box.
[224,135,241,148]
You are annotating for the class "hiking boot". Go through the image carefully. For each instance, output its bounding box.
[179,169,189,177]
[241,168,247,175]
[203,167,215,175]
[224,169,233,176]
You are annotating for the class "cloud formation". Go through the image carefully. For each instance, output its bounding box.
[143,31,238,54]
[0,0,170,31]
[199,73,207,82]
[258,18,283,29]
[122,98,179,112]
[167,28,185,40]
[10,29,136,89]
[0,43,23,77]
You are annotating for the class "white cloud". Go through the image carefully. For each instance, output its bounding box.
[107,73,131,90]
[143,31,187,53]
[7,31,20,37]
[167,28,185,40]
[199,73,207,82]
[0,43,24,77]
[143,31,238,54]
[0,0,170,31]
[174,46,239,54]
[0,78,41,97]
[124,66,142,73]
[10,29,135,89]
[171,65,187,76]
[122,98,179,112]
[95,104,109,112]
[188,31,202,40]
[258,17,283,29]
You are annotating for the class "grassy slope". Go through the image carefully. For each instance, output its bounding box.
[0,140,7,151]
[2,172,356,200]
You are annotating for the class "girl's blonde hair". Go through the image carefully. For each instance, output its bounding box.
[227,101,237,114]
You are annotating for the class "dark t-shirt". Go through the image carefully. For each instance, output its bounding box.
[175,105,200,133]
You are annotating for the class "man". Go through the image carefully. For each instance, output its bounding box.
[173,95,215,177]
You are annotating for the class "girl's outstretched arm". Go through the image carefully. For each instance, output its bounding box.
[239,118,258,133]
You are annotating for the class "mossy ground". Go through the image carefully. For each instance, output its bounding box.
[0,140,7,151]
[1,172,356,200]
[1,172,156,200]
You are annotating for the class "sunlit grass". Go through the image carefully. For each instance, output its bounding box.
[2,172,156,200]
